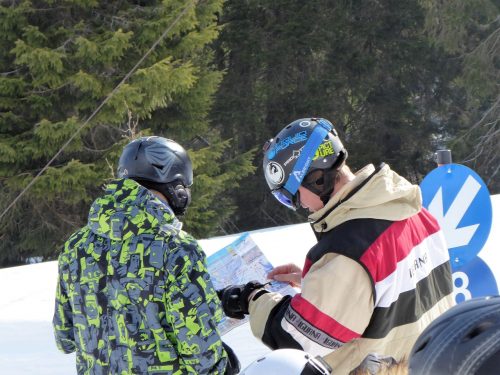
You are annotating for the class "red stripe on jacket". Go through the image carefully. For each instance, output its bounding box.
[290,294,361,343]
[360,208,441,283]
[302,258,313,277]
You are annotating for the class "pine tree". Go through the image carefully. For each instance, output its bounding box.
[420,0,499,192]
[0,0,254,267]
[210,0,461,230]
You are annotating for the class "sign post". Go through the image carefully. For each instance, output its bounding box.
[420,163,497,302]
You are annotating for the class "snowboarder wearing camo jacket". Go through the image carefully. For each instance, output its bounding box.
[218,118,454,374]
[53,136,239,375]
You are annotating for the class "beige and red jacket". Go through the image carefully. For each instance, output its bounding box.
[248,164,454,374]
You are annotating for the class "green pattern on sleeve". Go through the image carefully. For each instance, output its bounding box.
[53,179,227,374]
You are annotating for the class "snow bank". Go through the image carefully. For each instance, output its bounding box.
[1,194,498,374]
[0,223,316,374]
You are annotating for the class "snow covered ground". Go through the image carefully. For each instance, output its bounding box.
[0,194,498,375]
[0,223,317,375]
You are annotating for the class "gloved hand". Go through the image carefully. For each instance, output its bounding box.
[217,280,269,319]
[223,341,241,375]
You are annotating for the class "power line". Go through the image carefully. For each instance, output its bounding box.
[0,0,197,222]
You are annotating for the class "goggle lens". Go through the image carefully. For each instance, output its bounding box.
[272,189,299,210]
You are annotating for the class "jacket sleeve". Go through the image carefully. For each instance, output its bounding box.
[249,253,373,357]
[52,253,76,354]
[163,232,228,375]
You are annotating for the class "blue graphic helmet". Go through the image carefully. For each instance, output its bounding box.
[262,118,347,210]
[117,136,193,215]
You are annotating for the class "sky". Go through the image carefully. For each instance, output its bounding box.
[0,195,498,375]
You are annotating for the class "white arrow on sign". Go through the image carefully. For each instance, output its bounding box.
[428,175,481,249]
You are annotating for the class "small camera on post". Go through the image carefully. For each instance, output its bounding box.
[436,149,452,167]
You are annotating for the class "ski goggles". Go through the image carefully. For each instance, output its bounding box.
[270,120,332,210]
[271,187,301,210]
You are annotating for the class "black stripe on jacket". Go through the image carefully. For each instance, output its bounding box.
[308,218,393,264]
[261,295,303,350]
[307,218,393,301]
[363,261,453,339]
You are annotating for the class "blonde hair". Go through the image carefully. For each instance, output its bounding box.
[349,359,409,375]
[379,360,408,375]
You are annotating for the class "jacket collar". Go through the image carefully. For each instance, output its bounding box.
[309,163,421,233]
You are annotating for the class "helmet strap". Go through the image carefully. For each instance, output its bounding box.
[302,168,339,206]
[165,183,191,216]
[302,148,347,205]
[133,179,191,216]
[320,168,339,205]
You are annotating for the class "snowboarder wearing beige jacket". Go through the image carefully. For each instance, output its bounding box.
[218,117,454,374]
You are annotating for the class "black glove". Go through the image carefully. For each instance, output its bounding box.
[223,341,241,375]
[217,280,269,319]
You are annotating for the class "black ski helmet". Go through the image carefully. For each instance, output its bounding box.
[262,118,347,210]
[409,296,500,375]
[117,136,193,215]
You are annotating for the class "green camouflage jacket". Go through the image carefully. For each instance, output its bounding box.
[53,178,227,374]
